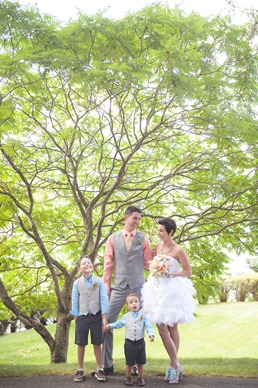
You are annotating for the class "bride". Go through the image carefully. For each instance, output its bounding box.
[141,217,196,384]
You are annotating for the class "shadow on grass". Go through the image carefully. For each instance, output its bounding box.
[0,358,257,378]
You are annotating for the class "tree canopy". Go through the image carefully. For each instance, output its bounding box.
[0,0,257,362]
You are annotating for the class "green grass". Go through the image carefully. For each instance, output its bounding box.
[0,302,258,378]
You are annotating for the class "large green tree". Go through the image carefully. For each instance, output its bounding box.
[0,1,257,362]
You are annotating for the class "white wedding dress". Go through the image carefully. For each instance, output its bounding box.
[141,256,196,326]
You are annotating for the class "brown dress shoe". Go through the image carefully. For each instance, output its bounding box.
[104,366,115,375]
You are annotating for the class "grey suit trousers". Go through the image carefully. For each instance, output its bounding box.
[102,285,142,369]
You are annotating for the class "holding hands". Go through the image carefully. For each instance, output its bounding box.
[102,316,108,331]
[103,323,154,342]
[103,323,110,332]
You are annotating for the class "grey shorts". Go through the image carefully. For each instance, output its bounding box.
[124,338,146,366]
[75,311,103,346]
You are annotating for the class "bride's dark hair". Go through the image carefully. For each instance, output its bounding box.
[158,218,176,236]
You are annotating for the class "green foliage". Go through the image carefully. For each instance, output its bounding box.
[247,257,258,272]
[0,0,258,361]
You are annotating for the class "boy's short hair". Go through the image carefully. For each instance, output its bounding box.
[126,293,139,304]
[77,255,92,269]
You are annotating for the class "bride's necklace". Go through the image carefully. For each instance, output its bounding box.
[161,241,174,255]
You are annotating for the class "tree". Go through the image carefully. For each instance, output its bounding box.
[247,257,258,272]
[0,1,257,362]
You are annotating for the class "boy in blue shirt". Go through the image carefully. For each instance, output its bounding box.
[70,256,108,382]
[104,293,154,386]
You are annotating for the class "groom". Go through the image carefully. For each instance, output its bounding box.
[102,206,153,375]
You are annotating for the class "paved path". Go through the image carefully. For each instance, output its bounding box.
[0,375,258,387]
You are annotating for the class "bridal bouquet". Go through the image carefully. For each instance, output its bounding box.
[149,254,170,278]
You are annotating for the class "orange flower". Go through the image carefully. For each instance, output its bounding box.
[150,255,170,278]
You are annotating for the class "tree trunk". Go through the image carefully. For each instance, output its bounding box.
[0,278,73,363]
[51,312,72,363]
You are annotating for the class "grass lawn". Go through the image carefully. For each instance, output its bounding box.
[0,302,257,378]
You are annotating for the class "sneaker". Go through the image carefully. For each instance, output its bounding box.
[132,365,138,376]
[74,370,84,382]
[104,365,115,375]
[95,369,106,382]
[125,376,133,386]
[137,377,146,386]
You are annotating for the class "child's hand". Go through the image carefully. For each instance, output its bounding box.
[149,335,155,342]
[104,323,110,332]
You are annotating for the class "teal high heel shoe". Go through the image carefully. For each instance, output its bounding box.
[168,368,179,384]
[165,365,172,381]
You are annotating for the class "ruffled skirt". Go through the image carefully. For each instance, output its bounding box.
[141,275,196,326]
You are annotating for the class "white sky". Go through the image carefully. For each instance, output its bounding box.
[16,0,256,23]
[226,253,253,275]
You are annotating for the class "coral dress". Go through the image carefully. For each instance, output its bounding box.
[141,256,196,326]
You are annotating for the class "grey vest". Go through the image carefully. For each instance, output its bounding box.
[125,309,145,341]
[113,231,145,289]
[78,275,101,315]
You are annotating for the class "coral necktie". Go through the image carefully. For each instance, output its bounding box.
[126,233,133,251]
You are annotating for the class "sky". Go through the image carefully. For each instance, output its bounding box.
[16,0,256,24]
[14,0,255,275]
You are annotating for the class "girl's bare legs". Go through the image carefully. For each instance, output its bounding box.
[157,324,179,370]
[168,323,180,353]
[168,323,183,381]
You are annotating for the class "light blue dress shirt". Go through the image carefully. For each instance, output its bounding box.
[109,310,155,338]
[70,274,108,316]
